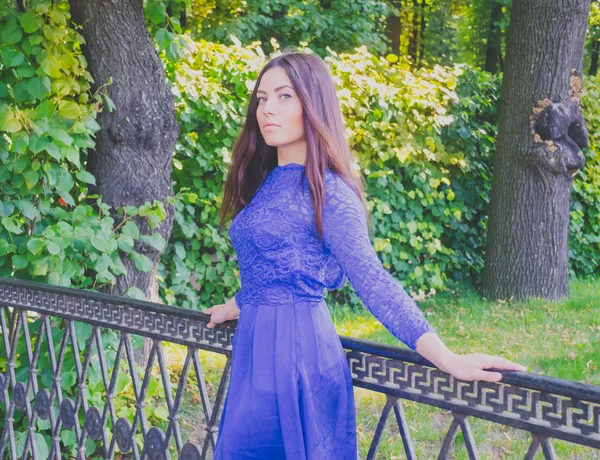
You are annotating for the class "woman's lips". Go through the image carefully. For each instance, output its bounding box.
[264,124,280,131]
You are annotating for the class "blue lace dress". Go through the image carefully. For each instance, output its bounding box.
[213,163,435,459]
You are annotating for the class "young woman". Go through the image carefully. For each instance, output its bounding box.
[204,51,526,459]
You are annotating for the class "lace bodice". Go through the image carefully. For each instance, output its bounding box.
[228,163,435,350]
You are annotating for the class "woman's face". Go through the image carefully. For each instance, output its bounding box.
[256,67,305,151]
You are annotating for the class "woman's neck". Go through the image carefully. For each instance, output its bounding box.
[277,140,307,166]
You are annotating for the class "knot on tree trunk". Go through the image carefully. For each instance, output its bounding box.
[530,99,588,178]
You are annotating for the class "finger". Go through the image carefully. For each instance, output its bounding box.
[207,321,215,328]
[204,307,213,314]
[471,368,503,382]
[482,355,527,372]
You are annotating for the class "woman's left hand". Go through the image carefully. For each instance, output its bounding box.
[415,332,527,382]
[439,352,527,382]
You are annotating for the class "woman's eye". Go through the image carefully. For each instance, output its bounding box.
[280,93,291,100]
[257,97,266,104]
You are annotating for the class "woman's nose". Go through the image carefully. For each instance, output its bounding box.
[261,98,275,115]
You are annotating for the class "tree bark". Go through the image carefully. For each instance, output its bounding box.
[482,0,591,301]
[408,0,419,64]
[589,36,600,75]
[418,0,426,66]
[484,0,503,73]
[386,0,402,57]
[68,0,179,359]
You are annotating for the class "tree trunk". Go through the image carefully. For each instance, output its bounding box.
[484,0,503,73]
[386,0,402,57]
[589,36,600,75]
[408,0,419,64]
[68,0,179,361]
[482,0,591,301]
[418,0,426,66]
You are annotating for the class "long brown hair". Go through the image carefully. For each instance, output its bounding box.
[218,50,370,241]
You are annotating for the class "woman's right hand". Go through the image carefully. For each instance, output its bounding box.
[204,295,241,328]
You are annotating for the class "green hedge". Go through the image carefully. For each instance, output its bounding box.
[159,38,600,310]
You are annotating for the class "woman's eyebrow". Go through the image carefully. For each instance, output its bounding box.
[256,85,295,95]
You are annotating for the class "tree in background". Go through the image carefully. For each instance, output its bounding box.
[152,0,391,57]
[482,0,591,300]
[67,0,179,304]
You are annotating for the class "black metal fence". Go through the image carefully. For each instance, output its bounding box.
[0,277,598,459]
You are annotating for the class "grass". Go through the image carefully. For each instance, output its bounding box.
[162,278,600,459]
[332,277,600,458]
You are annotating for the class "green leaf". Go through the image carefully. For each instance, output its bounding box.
[0,239,13,256]
[27,77,52,100]
[23,170,40,189]
[1,47,25,67]
[146,2,167,25]
[83,114,101,132]
[48,129,73,146]
[32,257,48,276]
[12,132,29,153]
[20,11,43,33]
[12,254,28,270]
[46,241,60,255]
[0,107,21,133]
[27,238,45,255]
[0,201,15,217]
[1,19,23,44]
[40,56,62,78]
[2,216,23,234]
[121,221,140,238]
[17,200,40,220]
[56,171,74,193]
[124,286,148,301]
[13,81,31,102]
[130,251,154,272]
[91,236,110,252]
[139,232,166,252]
[58,101,82,119]
[58,190,75,207]
[155,28,172,51]
[76,170,96,185]
[45,142,61,161]
[34,100,55,119]
[16,62,36,78]
[35,433,50,458]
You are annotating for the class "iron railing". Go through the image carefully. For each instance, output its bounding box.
[0,277,598,459]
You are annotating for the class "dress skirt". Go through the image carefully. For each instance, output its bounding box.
[213,298,358,459]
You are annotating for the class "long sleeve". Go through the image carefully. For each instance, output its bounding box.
[322,172,435,350]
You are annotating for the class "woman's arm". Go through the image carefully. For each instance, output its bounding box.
[322,172,526,381]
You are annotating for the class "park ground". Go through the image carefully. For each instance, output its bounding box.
[157,278,600,459]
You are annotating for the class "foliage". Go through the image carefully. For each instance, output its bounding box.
[158,36,600,310]
[144,0,390,57]
[0,2,172,455]
[571,75,600,277]
[157,38,498,308]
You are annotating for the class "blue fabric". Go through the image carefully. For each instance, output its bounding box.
[214,164,435,459]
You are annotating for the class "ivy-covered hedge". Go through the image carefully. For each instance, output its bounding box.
[0,4,172,455]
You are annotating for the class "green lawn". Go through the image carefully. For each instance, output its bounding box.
[331,278,600,458]
[166,278,600,459]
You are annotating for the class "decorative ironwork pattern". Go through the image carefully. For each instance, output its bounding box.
[342,344,600,450]
[0,279,236,352]
[0,277,599,460]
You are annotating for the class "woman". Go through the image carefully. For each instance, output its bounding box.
[204,51,526,459]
